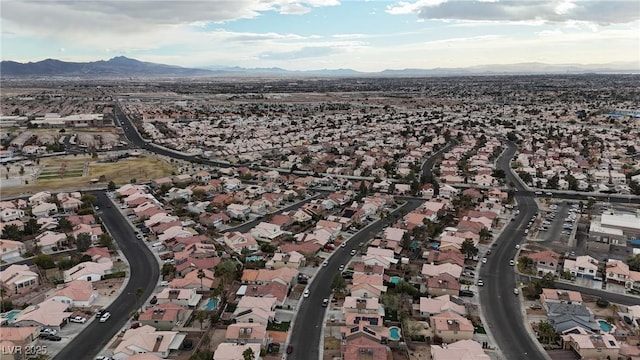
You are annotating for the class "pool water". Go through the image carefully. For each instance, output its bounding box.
[389,276,401,284]
[389,326,401,341]
[598,320,612,332]
[202,298,218,311]
[1,310,21,323]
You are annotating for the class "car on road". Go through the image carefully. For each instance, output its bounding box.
[303,289,310,298]
[99,312,111,323]
[341,242,347,248]
[481,257,487,264]
[322,298,329,307]
[545,192,553,196]
[486,249,491,255]
[338,264,345,271]
[515,244,520,249]
[509,259,515,266]
[477,279,484,286]
[534,191,542,195]
[69,316,87,324]
[514,288,519,295]
[322,261,329,267]
[350,250,356,256]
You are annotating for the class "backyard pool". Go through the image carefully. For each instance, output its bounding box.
[389,326,401,341]
[202,298,218,311]
[0,310,21,324]
[598,319,614,333]
[389,276,401,284]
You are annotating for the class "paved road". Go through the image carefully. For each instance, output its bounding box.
[53,191,159,360]
[287,198,424,360]
[479,142,547,360]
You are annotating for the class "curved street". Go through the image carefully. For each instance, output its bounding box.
[53,191,160,360]
[287,199,424,360]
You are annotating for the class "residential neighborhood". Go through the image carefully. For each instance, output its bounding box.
[0,76,639,360]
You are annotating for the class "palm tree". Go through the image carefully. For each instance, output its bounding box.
[197,269,205,291]
[195,310,208,331]
[135,287,144,313]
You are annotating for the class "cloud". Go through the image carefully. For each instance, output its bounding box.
[259,46,342,60]
[387,0,640,25]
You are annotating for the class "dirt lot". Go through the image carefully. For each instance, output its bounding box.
[0,154,175,198]
[323,336,341,360]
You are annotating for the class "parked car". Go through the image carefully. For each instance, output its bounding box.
[69,316,87,324]
[322,298,329,307]
[286,345,293,354]
[350,250,356,256]
[303,289,310,298]
[40,333,62,341]
[41,328,57,336]
[513,288,519,295]
[477,279,484,286]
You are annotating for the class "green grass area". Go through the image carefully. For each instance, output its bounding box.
[267,321,290,331]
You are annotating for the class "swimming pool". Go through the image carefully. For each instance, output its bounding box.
[202,298,218,311]
[389,276,401,284]
[0,310,22,324]
[388,326,401,341]
[598,319,613,333]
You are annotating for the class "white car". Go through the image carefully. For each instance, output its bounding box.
[515,244,520,249]
[69,316,87,324]
[481,257,487,264]
[477,279,484,286]
[303,289,310,298]
[514,288,519,295]
[509,259,515,266]
[350,250,356,256]
[99,312,111,323]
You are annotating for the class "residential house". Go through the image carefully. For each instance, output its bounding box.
[416,295,466,318]
[342,297,382,315]
[227,204,251,219]
[546,303,600,333]
[0,239,25,261]
[265,251,305,270]
[169,269,216,291]
[113,325,184,359]
[0,264,39,296]
[0,207,24,222]
[606,259,639,288]
[35,231,67,253]
[0,327,40,356]
[63,260,113,283]
[250,222,289,243]
[12,299,72,330]
[221,231,259,254]
[341,335,391,360]
[156,288,202,308]
[528,250,561,276]
[225,323,269,347]
[431,339,490,360]
[31,202,58,218]
[428,310,474,343]
[213,343,262,360]
[563,256,600,280]
[28,191,51,206]
[232,296,276,325]
[426,273,462,297]
[138,302,188,331]
[541,289,583,306]
[46,279,98,307]
[237,281,288,306]
[561,333,620,360]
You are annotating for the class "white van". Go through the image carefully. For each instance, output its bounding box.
[152,242,163,248]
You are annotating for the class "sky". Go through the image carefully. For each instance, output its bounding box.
[1,0,639,72]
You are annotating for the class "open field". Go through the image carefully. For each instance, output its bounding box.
[0,155,175,198]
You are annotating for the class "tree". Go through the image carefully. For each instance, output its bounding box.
[197,269,205,291]
[461,239,478,259]
[57,217,74,233]
[34,254,56,269]
[76,233,92,252]
[1,224,22,241]
[627,254,640,272]
[135,287,144,313]
[161,263,176,277]
[537,320,557,344]
[242,348,255,360]
[23,218,40,236]
[99,233,115,250]
[81,194,98,208]
[331,274,346,291]
[195,310,208,330]
[107,181,117,191]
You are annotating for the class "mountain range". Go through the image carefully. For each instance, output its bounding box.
[1,56,638,78]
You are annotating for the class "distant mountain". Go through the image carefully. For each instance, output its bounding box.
[0,56,212,77]
[1,56,637,78]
